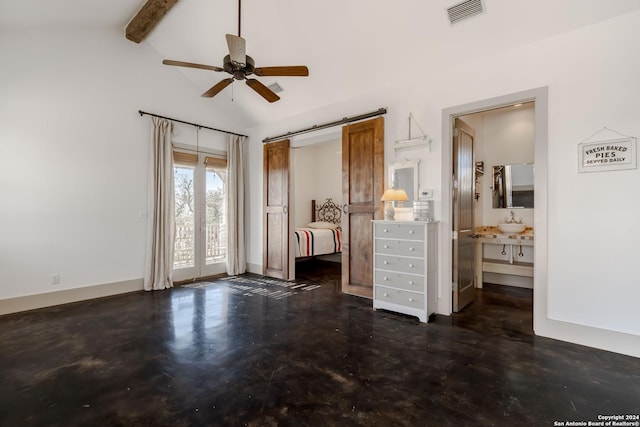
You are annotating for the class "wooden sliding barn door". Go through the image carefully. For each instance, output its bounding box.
[263,139,290,279]
[342,117,385,298]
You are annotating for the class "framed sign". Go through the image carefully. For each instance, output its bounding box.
[578,137,637,173]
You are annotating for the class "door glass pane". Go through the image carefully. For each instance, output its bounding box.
[174,166,195,269]
[206,167,226,264]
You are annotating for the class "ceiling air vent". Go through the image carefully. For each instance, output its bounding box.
[267,82,284,94]
[447,0,485,25]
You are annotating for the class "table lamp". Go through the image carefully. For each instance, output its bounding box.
[381,189,409,220]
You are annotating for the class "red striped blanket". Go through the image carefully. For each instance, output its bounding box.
[295,228,342,257]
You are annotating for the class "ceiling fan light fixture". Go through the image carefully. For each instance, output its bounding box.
[161,0,308,102]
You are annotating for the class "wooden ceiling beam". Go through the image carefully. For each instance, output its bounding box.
[125,0,180,44]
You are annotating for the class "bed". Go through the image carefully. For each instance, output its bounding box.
[295,198,343,258]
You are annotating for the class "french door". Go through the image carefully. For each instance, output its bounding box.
[173,150,228,282]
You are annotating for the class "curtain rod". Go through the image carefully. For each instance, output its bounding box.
[262,107,387,143]
[138,110,248,138]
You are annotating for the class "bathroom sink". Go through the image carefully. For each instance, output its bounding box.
[498,223,526,234]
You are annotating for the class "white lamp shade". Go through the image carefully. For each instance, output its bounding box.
[381,188,409,220]
[381,188,409,202]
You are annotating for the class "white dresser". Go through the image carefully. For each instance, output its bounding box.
[372,221,438,323]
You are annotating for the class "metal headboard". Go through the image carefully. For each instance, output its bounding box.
[311,198,342,225]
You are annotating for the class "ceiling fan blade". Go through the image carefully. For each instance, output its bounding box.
[163,59,223,72]
[202,78,234,98]
[254,66,309,77]
[246,79,280,103]
[225,34,246,66]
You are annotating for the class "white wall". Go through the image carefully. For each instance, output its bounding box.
[3,11,639,358]
[292,140,342,228]
[461,105,536,228]
[0,28,243,300]
[172,125,229,154]
[457,113,485,227]
[479,105,535,227]
[246,10,640,357]
[292,146,315,229]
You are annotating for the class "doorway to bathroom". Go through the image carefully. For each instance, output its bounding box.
[454,103,535,316]
[444,87,548,334]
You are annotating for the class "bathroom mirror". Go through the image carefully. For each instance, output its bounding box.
[389,159,419,206]
[492,163,534,208]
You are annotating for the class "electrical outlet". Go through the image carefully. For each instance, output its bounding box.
[421,189,434,199]
[51,274,60,285]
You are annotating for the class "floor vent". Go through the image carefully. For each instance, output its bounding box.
[447,0,485,24]
[267,82,284,94]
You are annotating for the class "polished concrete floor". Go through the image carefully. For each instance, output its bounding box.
[1,260,639,426]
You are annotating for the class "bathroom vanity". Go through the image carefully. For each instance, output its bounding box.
[473,226,534,287]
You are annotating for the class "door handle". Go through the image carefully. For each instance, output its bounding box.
[342,204,349,214]
[283,205,288,214]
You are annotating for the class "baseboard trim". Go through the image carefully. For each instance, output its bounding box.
[246,263,262,275]
[0,278,144,316]
[483,272,533,289]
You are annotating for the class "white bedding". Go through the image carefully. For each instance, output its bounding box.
[295,227,342,257]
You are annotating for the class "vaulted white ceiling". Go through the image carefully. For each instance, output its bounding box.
[2,0,640,128]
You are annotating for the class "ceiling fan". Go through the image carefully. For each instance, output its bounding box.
[162,0,309,103]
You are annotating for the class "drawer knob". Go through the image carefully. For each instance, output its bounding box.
[383,261,389,265]
[409,281,414,285]
[409,247,415,251]
[383,277,389,281]
[409,230,414,234]
[383,293,389,297]
[409,298,414,302]
[383,229,388,233]
[408,264,414,268]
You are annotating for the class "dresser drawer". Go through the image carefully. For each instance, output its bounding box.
[374,286,424,310]
[375,239,424,258]
[374,223,424,241]
[374,270,424,293]
[375,255,424,275]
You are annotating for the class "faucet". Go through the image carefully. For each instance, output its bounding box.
[505,211,523,224]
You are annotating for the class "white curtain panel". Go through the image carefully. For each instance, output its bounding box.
[144,117,175,291]
[226,135,247,275]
